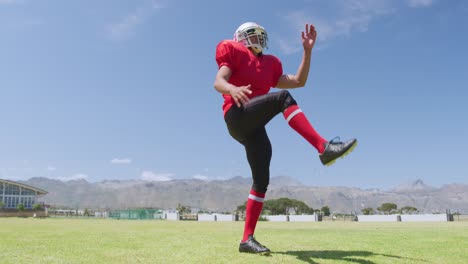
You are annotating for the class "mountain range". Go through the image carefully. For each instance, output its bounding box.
[19,177,468,214]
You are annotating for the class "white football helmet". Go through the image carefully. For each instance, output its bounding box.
[233,22,268,53]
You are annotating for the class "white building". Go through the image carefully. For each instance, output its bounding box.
[0,179,47,209]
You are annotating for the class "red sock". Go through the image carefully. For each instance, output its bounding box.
[283,105,327,153]
[242,189,265,242]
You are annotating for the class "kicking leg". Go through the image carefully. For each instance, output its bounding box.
[280,92,357,166]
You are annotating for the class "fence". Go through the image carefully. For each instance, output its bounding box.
[356,214,454,222]
[0,209,47,218]
[109,209,164,220]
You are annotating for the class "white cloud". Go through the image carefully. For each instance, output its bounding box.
[276,36,302,55]
[277,0,395,54]
[106,0,162,41]
[408,0,434,8]
[56,174,89,182]
[110,158,132,164]
[47,166,57,171]
[141,171,173,181]
[192,174,209,181]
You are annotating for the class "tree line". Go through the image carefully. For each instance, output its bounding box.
[236,198,330,217]
[177,199,329,216]
[361,203,418,215]
[176,200,419,216]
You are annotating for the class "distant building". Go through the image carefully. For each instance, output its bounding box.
[0,179,48,209]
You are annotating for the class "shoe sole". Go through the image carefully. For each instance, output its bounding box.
[239,250,271,256]
[324,140,358,167]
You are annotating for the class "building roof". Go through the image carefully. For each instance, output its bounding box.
[0,179,48,196]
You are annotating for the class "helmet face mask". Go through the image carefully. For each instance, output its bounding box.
[234,22,268,53]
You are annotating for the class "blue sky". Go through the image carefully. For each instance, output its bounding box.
[1,0,467,189]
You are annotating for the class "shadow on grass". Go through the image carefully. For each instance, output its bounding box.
[274,250,427,264]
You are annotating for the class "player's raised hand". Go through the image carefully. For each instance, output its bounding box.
[302,24,317,51]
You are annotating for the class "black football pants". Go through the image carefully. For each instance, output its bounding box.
[224,90,297,193]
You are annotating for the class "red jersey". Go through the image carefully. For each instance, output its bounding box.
[215,40,283,115]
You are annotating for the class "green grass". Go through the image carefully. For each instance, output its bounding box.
[1,218,467,263]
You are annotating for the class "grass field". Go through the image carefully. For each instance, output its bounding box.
[1,218,467,263]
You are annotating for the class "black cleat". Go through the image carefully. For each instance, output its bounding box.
[320,137,357,166]
[239,235,271,255]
